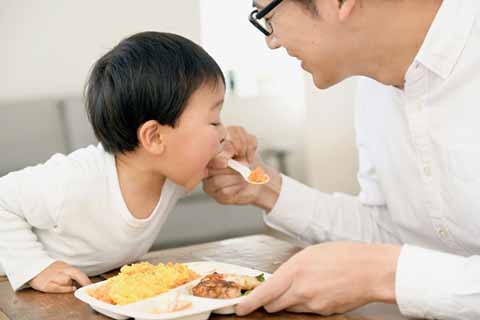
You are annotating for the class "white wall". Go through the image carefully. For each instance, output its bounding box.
[304,76,360,194]
[200,0,307,182]
[0,0,201,102]
[222,95,307,182]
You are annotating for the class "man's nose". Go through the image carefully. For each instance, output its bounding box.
[265,35,281,49]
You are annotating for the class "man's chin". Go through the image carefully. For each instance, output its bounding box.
[312,73,340,90]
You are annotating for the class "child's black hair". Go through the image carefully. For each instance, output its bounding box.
[85,31,225,154]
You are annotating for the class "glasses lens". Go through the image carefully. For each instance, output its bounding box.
[257,17,273,34]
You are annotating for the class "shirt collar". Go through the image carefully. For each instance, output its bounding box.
[415,0,479,79]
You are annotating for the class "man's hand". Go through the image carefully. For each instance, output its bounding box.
[209,126,258,169]
[236,242,401,316]
[29,261,91,293]
[204,161,280,208]
[204,126,282,210]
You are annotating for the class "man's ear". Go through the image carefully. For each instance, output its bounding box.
[138,120,168,155]
[338,0,356,22]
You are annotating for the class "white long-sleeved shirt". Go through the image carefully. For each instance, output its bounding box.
[265,0,480,319]
[0,144,185,291]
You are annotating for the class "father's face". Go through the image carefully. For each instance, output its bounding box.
[253,0,354,89]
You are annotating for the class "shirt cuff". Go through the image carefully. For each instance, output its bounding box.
[396,245,466,319]
[6,256,56,291]
[263,175,317,242]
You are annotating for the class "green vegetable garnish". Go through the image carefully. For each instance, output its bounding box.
[256,273,265,282]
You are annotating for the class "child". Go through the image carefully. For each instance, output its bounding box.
[0,31,227,292]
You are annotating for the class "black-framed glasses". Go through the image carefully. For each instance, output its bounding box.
[249,0,284,36]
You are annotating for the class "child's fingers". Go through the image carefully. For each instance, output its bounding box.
[62,267,91,287]
[52,272,74,286]
[45,282,77,293]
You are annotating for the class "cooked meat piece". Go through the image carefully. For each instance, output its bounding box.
[202,272,224,282]
[223,274,262,290]
[192,279,241,299]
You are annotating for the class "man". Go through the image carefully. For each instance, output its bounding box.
[203,0,480,319]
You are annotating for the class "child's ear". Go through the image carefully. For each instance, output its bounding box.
[138,120,168,155]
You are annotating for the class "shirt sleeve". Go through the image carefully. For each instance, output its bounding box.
[0,153,71,290]
[263,175,401,245]
[264,77,401,245]
[396,245,480,320]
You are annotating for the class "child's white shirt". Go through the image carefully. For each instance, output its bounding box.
[0,144,186,290]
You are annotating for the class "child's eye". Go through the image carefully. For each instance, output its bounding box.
[210,122,221,127]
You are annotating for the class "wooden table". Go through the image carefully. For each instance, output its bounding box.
[0,235,410,320]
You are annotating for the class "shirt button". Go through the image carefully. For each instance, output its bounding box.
[438,227,449,239]
[423,165,432,177]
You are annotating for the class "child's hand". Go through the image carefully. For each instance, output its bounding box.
[29,261,91,293]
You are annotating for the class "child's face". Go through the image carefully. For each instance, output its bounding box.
[161,82,226,190]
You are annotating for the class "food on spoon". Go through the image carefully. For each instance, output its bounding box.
[88,262,199,305]
[191,272,265,299]
[248,167,269,184]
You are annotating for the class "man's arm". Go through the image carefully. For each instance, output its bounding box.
[395,245,480,319]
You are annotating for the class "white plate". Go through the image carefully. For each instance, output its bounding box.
[74,261,269,320]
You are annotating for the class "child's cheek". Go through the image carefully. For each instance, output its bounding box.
[196,137,219,168]
[177,132,215,181]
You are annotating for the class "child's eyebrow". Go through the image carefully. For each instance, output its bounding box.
[211,99,224,110]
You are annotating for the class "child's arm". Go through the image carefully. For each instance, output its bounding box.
[0,154,89,291]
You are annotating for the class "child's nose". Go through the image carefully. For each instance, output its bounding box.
[218,124,227,142]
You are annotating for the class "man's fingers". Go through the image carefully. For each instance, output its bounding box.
[246,135,258,164]
[62,268,91,287]
[264,289,301,313]
[236,265,294,316]
[207,156,229,169]
[286,305,311,313]
[210,175,246,194]
[228,127,247,159]
[205,170,243,186]
[215,185,246,198]
[206,167,236,176]
[208,140,236,169]
[203,173,244,196]
[222,140,236,158]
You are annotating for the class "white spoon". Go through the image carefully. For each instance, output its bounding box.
[227,159,270,185]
